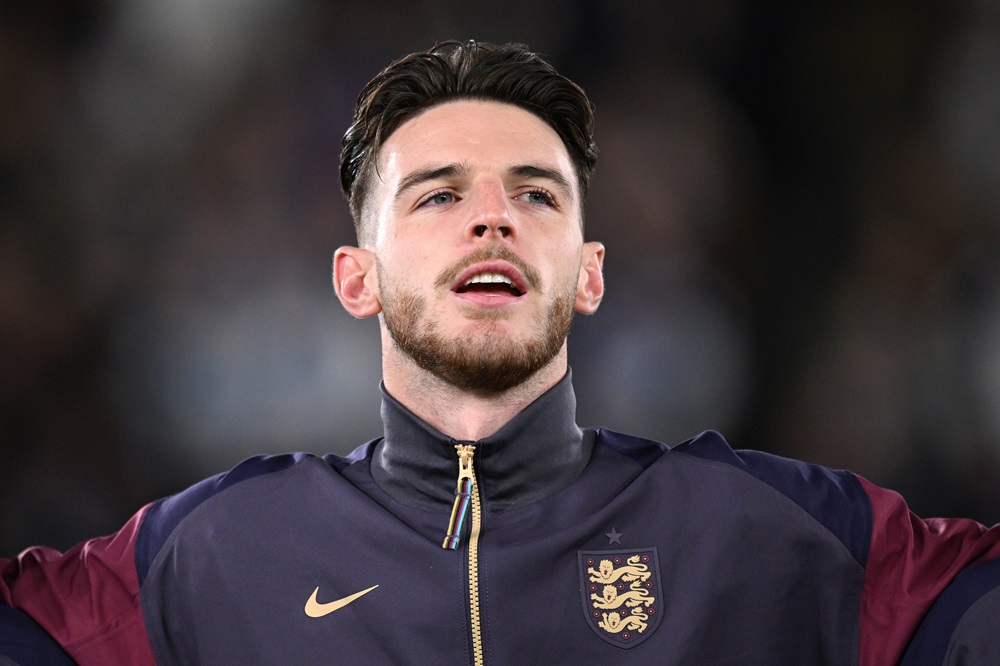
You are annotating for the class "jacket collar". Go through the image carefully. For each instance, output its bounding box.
[370,371,594,512]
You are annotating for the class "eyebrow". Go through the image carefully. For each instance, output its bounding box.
[509,164,575,201]
[394,163,468,201]
[393,162,576,202]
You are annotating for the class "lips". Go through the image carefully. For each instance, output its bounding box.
[434,245,541,308]
[455,269,524,297]
[452,262,528,301]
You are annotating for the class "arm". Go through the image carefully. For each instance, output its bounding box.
[1,507,157,665]
[858,478,1000,664]
[900,558,1000,664]
[1,456,301,665]
[0,605,76,665]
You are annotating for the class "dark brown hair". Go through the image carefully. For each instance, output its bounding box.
[340,40,597,243]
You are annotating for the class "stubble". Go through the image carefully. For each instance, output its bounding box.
[377,249,575,394]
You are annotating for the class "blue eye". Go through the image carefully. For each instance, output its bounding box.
[421,191,455,207]
[519,189,555,206]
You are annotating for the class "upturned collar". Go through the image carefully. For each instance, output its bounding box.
[370,371,595,512]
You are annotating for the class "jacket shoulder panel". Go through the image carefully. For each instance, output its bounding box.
[593,427,671,470]
[136,452,337,584]
[615,428,873,567]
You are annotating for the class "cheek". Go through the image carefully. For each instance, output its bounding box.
[385,226,437,257]
[380,246,437,288]
[543,241,585,280]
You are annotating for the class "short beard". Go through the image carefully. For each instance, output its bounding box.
[379,264,575,394]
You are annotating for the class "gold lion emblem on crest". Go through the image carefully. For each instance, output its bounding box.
[579,549,661,648]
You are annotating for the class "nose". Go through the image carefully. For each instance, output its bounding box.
[466,181,516,241]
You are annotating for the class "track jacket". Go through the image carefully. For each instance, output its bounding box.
[3,374,1000,664]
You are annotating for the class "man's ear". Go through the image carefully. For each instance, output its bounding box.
[575,242,605,314]
[333,246,381,318]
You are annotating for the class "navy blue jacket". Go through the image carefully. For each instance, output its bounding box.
[4,375,1000,664]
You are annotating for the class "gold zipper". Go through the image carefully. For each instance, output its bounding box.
[442,444,484,666]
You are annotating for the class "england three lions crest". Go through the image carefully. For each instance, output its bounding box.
[578,548,662,648]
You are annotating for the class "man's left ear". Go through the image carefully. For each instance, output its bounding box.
[575,242,605,315]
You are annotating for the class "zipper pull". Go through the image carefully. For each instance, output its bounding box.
[442,444,476,550]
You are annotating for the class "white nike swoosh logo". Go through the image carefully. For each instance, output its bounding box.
[304,584,379,618]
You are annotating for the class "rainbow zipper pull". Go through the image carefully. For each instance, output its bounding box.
[442,444,476,550]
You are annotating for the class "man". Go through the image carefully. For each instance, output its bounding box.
[2,40,1000,665]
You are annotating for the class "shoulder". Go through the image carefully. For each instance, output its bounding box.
[597,427,869,512]
[596,428,873,566]
[135,443,378,583]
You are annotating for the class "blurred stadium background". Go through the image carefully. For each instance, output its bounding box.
[3,0,1000,553]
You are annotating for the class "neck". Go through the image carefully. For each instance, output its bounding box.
[381,343,569,441]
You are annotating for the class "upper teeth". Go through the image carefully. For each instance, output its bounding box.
[464,272,513,287]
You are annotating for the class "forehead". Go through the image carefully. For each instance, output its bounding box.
[375,100,577,194]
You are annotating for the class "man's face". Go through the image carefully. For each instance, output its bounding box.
[362,100,601,393]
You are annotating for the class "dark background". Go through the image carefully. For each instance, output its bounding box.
[3,0,1000,553]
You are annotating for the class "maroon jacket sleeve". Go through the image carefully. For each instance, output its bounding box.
[0,505,157,665]
[858,477,1000,664]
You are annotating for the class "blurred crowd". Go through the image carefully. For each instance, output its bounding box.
[3,0,1000,554]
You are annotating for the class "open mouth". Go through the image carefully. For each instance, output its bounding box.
[454,272,524,297]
